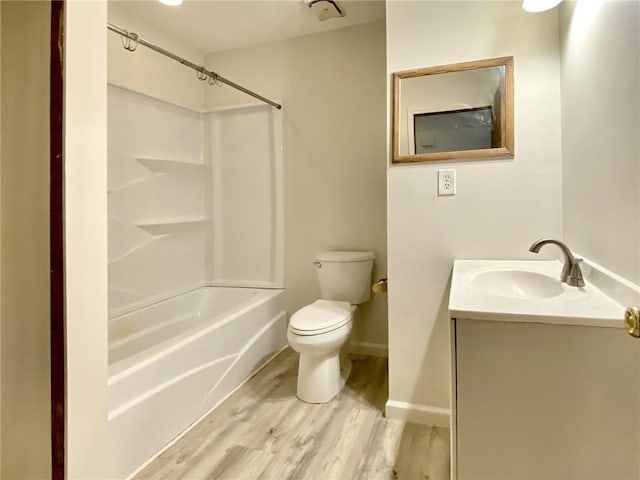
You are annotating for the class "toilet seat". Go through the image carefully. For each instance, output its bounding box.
[289,299,352,336]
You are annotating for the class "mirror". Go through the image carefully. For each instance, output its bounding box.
[392,56,514,163]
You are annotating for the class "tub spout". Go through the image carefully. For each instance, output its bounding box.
[529,238,585,287]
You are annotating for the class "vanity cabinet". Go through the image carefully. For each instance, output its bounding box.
[451,318,639,480]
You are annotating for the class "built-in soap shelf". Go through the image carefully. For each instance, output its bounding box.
[136,157,208,174]
[136,216,208,235]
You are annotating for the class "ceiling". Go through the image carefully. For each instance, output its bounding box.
[111,0,386,54]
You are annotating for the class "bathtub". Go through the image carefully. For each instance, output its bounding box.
[107,286,287,479]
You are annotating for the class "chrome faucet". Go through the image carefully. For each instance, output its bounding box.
[528,238,585,287]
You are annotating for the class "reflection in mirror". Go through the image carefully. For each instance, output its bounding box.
[392,57,514,163]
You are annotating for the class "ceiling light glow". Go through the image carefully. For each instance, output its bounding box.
[158,0,183,6]
[522,0,563,13]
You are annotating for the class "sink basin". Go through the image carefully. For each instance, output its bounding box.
[450,260,622,327]
[466,269,564,299]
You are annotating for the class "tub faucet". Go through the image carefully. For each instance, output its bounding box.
[528,238,585,287]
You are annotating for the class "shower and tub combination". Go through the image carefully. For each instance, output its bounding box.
[107,77,284,477]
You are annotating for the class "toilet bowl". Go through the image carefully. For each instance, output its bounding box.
[287,300,354,403]
[288,251,374,404]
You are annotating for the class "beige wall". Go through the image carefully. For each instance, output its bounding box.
[65,1,109,478]
[204,21,388,351]
[108,3,206,111]
[386,1,563,421]
[560,0,640,285]
[0,1,52,477]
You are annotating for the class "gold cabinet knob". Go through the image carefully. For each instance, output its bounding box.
[624,306,640,338]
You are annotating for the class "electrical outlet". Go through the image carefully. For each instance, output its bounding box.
[438,169,456,196]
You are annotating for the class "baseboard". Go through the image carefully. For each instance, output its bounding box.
[385,399,451,428]
[350,341,388,358]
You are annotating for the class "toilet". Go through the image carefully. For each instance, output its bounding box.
[287,251,374,403]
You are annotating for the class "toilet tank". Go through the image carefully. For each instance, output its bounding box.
[314,251,375,305]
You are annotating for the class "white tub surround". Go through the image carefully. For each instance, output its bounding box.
[207,104,284,289]
[107,85,284,479]
[108,287,286,479]
[108,85,283,315]
[108,85,207,314]
[448,258,640,480]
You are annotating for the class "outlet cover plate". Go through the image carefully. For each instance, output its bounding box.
[438,169,456,196]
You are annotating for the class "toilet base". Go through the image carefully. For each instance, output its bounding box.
[288,312,353,404]
[296,352,352,404]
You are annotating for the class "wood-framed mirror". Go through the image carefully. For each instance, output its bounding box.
[392,56,514,163]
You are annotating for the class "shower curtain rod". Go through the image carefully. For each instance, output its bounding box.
[107,23,282,110]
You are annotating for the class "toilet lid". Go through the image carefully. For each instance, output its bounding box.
[289,300,352,335]
[315,251,375,262]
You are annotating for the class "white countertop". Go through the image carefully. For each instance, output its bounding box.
[449,260,626,328]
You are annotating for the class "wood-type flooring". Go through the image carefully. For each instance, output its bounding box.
[135,348,450,480]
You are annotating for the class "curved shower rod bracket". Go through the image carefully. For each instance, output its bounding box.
[107,23,282,110]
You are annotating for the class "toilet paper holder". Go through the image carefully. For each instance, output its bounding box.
[372,278,387,294]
